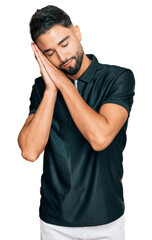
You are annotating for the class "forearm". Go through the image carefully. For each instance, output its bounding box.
[18,89,57,161]
[60,79,108,150]
[30,44,128,152]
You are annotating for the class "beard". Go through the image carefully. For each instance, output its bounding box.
[59,46,84,75]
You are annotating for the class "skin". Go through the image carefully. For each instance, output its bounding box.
[18,24,128,161]
[35,24,91,80]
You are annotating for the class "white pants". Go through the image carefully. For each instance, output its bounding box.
[40,214,125,240]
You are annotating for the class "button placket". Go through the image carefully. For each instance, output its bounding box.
[74,80,78,90]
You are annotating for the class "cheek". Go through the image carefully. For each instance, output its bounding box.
[46,55,60,67]
[68,41,80,56]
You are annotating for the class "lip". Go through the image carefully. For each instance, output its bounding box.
[63,59,73,67]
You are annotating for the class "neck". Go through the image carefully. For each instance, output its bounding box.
[66,53,91,80]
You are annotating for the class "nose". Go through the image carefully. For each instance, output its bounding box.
[57,50,67,63]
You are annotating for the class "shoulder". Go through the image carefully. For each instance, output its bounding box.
[33,76,45,89]
[30,76,45,100]
[96,62,135,87]
[32,76,45,93]
[97,62,134,77]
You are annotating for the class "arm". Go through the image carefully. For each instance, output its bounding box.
[18,44,58,162]
[18,89,57,161]
[60,79,128,151]
[31,44,134,151]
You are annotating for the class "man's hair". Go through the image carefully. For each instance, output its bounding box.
[30,5,73,42]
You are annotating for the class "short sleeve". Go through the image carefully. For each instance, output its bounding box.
[102,69,135,116]
[29,77,45,115]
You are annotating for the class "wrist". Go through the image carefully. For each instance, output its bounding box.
[58,76,71,92]
[44,88,58,98]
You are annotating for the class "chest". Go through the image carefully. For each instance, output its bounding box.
[50,77,111,139]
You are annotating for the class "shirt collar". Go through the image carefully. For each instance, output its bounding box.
[78,54,99,82]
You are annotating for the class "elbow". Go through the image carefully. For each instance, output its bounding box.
[21,150,39,162]
[91,136,109,152]
[18,133,42,162]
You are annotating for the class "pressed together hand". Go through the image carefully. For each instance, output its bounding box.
[31,43,69,92]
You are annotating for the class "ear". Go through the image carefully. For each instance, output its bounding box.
[73,25,82,41]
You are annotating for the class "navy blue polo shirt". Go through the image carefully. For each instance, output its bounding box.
[29,54,135,227]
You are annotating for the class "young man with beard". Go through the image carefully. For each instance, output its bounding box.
[18,5,135,240]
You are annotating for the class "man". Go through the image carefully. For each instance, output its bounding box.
[18,5,135,240]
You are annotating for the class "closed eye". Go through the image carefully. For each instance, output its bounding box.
[48,51,54,57]
[62,43,69,47]
[48,43,69,57]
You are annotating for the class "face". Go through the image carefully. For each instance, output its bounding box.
[36,24,84,75]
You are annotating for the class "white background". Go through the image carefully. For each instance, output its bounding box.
[0,0,152,239]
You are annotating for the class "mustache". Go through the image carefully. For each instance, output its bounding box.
[59,56,76,68]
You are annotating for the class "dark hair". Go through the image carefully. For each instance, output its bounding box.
[29,5,73,42]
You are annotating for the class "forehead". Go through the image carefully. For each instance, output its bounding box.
[36,24,73,47]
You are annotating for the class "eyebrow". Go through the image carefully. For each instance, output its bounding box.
[43,36,70,53]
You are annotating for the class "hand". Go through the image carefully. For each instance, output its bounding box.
[31,43,57,92]
[31,43,69,91]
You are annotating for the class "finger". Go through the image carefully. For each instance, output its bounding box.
[32,43,57,83]
[31,42,40,53]
[31,43,49,76]
[33,43,55,69]
[31,43,40,62]
[31,43,40,63]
